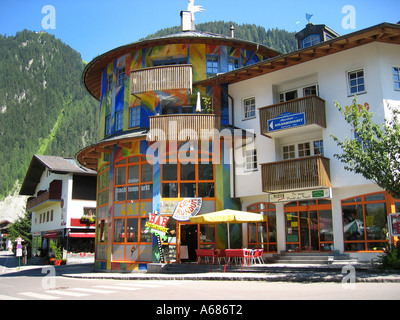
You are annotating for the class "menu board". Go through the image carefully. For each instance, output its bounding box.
[389,214,400,237]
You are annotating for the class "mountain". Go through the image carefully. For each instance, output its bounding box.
[142,21,297,54]
[0,30,99,201]
[0,22,296,220]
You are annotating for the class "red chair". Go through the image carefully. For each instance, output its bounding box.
[251,249,264,264]
[224,249,250,272]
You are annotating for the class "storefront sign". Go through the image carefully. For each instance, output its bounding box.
[145,213,170,263]
[268,112,305,132]
[145,213,169,238]
[389,213,400,237]
[268,188,332,202]
[172,198,203,221]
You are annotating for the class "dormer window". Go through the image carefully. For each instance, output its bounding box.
[302,34,320,48]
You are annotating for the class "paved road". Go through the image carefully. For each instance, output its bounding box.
[1,251,399,302]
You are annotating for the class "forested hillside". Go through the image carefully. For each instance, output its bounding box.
[0,22,296,202]
[0,30,98,200]
[143,21,297,54]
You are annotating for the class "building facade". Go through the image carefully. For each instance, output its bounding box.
[78,10,400,271]
[77,11,279,272]
[20,155,97,262]
[198,22,400,262]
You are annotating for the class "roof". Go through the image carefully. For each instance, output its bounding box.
[76,129,148,170]
[19,154,96,196]
[195,22,400,87]
[82,30,281,100]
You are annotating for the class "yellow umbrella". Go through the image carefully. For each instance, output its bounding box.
[189,209,267,248]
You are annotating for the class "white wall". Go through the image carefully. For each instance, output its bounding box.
[230,41,400,198]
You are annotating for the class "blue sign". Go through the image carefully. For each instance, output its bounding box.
[268,112,305,132]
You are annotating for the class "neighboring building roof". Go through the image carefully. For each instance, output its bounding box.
[195,22,400,87]
[82,30,281,100]
[19,154,96,196]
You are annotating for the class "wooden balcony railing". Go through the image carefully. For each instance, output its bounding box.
[130,64,192,94]
[261,156,331,193]
[26,189,62,211]
[147,114,221,141]
[259,95,326,136]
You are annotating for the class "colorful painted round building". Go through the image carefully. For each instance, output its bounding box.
[77,16,279,272]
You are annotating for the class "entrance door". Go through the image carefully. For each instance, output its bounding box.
[180,225,198,261]
[285,200,333,252]
[300,211,319,251]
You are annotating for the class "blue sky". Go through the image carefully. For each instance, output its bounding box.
[0,0,399,62]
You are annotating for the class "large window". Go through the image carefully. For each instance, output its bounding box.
[247,203,277,252]
[342,192,394,251]
[113,155,154,262]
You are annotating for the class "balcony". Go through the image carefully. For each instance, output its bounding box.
[147,114,221,141]
[259,95,326,137]
[26,180,62,211]
[261,156,331,193]
[130,64,192,95]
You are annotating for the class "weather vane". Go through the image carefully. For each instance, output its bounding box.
[187,0,205,21]
[306,13,313,24]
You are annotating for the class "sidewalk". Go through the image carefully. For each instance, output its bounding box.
[2,250,399,283]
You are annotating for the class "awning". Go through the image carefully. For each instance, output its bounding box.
[44,232,61,238]
[68,232,95,238]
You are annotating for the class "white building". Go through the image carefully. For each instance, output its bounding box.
[20,154,97,262]
[198,22,400,261]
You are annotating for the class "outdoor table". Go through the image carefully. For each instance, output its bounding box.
[224,249,251,272]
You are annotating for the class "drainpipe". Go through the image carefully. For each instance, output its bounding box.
[218,82,237,199]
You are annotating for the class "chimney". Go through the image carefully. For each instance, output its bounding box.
[230,25,235,38]
[181,11,195,31]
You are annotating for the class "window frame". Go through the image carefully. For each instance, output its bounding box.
[302,34,321,48]
[282,139,324,160]
[116,66,125,87]
[244,148,258,172]
[347,68,366,96]
[129,107,141,128]
[243,97,256,120]
[247,202,277,252]
[393,66,400,91]
[115,110,123,132]
[206,55,220,76]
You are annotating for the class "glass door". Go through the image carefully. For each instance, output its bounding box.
[300,211,319,251]
[285,200,333,252]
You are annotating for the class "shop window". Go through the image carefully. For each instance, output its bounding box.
[342,192,393,252]
[284,200,333,252]
[161,149,215,199]
[247,202,277,252]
